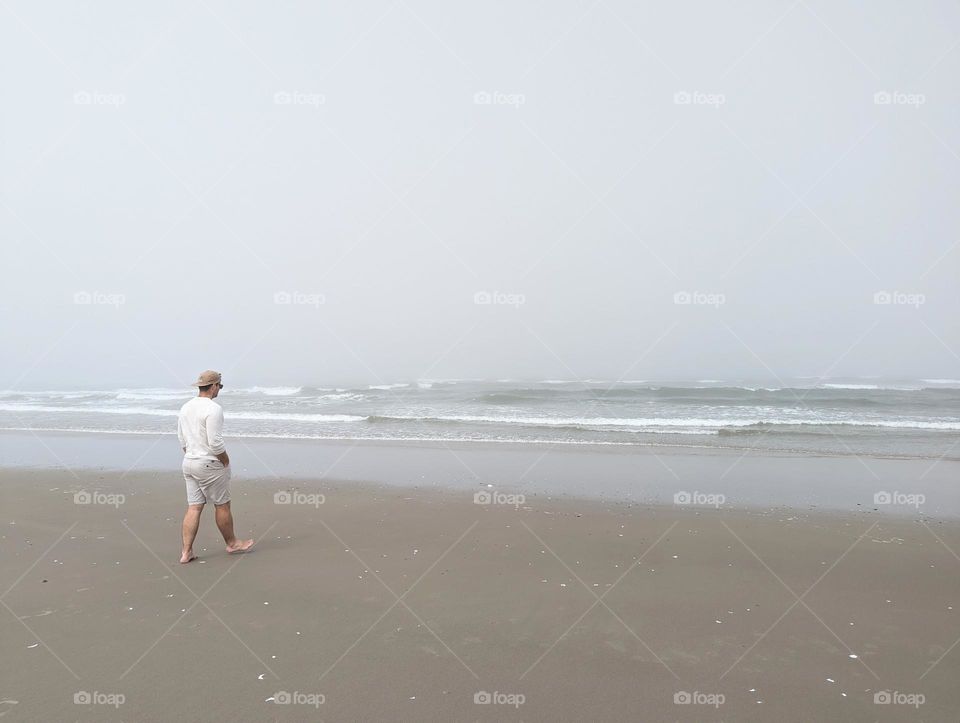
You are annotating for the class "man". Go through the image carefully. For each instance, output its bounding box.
[177,370,254,563]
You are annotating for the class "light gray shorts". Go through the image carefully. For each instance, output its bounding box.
[182,457,231,506]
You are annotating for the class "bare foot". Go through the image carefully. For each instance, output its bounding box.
[180,552,197,564]
[225,539,255,554]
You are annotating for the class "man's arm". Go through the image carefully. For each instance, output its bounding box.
[177,415,186,454]
[206,405,229,466]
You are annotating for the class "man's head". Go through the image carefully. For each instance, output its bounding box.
[192,370,223,399]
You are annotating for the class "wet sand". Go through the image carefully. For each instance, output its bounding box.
[3,466,960,721]
[2,429,958,516]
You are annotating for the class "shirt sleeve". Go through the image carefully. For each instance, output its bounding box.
[177,414,185,447]
[206,405,226,454]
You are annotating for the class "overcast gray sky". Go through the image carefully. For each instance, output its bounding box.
[2,1,958,389]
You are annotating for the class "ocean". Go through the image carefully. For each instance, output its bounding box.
[1,379,958,460]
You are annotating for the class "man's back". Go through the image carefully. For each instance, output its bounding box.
[177,396,225,460]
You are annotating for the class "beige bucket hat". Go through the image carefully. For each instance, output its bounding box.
[191,370,222,387]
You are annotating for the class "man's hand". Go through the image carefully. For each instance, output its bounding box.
[216,451,230,467]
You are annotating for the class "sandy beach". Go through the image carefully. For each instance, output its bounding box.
[3,458,960,721]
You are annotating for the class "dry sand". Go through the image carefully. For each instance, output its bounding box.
[2,467,959,721]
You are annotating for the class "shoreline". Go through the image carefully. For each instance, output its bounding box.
[1,429,958,518]
[0,425,957,463]
[0,427,960,462]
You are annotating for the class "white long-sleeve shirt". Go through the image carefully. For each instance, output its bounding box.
[177,397,226,460]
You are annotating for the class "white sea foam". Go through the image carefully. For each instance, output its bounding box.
[2,388,187,401]
[0,404,179,417]
[237,386,303,396]
[819,383,927,391]
[115,391,191,401]
[730,387,782,392]
[0,390,105,399]
[0,404,363,423]
[8,404,955,432]
[0,426,651,447]
[370,413,960,431]
[228,411,365,423]
[819,384,880,390]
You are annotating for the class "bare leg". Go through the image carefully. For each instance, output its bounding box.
[215,502,254,553]
[181,504,204,563]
